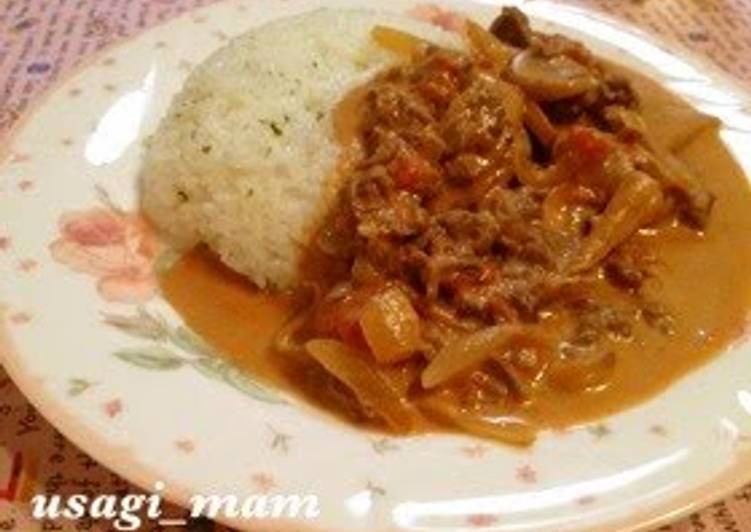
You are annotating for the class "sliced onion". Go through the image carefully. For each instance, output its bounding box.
[491,334,554,398]
[512,127,561,188]
[305,339,415,431]
[372,25,432,58]
[524,98,557,147]
[273,311,310,356]
[273,283,320,355]
[420,395,537,446]
[380,360,422,398]
[568,171,663,273]
[465,19,514,68]
[542,183,600,234]
[422,325,523,389]
[546,351,615,393]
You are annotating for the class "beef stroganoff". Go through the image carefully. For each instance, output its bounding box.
[145,8,751,445]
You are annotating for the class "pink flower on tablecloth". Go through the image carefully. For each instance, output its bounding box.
[408,4,466,33]
[11,17,39,34]
[50,207,159,303]
[0,108,20,131]
[0,237,10,251]
[85,16,112,38]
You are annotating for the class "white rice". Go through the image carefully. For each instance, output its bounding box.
[140,9,462,288]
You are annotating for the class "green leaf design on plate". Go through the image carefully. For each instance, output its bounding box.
[170,326,215,358]
[224,365,285,404]
[106,305,285,404]
[68,378,96,397]
[114,346,185,371]
[190,357,284,404]
[190,356,226,380]
[153,248,181,275]
[102,307,169,341]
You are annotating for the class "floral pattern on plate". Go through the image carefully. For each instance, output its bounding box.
[49,200,159,303]
[104,306,283,403]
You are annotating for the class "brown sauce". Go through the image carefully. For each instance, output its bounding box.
[527,128,751,425]
[160,65,751,432]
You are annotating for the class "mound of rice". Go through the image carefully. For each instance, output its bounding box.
[140,9,462,289]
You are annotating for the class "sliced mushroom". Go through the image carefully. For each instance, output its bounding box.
[511,49,599,101]
[490,6,533,49]
[568,171,664,273]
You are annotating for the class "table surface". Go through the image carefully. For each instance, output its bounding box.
[1,0,751,530]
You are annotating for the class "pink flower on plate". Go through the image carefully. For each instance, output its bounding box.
[251,473,277,494]
[8,152,31,164]
[516,464,538,484]
[460,443,490,459]
[9,312,31,325]
[50,207,160,303]
[104,399,123,418]
[175,439,196,453]
[17,258,38,272]
[649,424,669,437]
[576,495,597,506]
[467,514,499,527]
[408,4,466,34]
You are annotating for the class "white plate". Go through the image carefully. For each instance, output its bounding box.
[1,0,751,530]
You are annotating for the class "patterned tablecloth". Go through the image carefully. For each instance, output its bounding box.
[1,0,751,530]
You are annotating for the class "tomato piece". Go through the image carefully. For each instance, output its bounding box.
[446,263,497,292]
[389,152,439,194]
[553,126,619,189]
[313,287,381,350]
[565,126,612,166]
